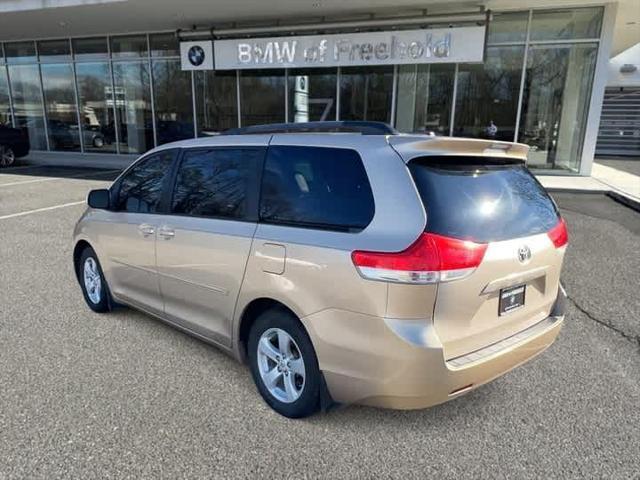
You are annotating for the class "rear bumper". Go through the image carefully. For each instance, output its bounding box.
[302,288,565,410]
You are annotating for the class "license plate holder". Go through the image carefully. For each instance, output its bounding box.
[499,284,526,316]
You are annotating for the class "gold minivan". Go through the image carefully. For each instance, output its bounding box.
[74,122,568,418]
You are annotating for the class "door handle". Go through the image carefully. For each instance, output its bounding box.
[158,226,175,239]
[138,223,155,237]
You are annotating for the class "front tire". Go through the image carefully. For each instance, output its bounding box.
[248,308,321,418]
[77,247,112,313]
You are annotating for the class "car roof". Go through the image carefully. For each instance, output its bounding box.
[146,120,529,163]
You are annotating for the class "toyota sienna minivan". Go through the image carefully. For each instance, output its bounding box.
[73,121,568,418]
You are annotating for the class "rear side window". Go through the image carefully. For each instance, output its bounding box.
[171,148,263,220]
[409,158,560,242]
[115,150,174,213]
[260,146,374,232]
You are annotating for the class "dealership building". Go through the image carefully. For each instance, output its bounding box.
[0,0,638,175]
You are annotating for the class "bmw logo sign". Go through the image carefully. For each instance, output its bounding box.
[188,45,206,67]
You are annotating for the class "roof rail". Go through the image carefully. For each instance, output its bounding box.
[221,121,398,136]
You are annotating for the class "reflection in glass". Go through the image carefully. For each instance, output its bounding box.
[172,149,257,219]
[194,70,238,135]
[38,40,71,63]
[0,68,11,125]
[240,70,285,127]
[395,64,454,135]
[113,62,153,153]
[519,44,598,171]
[454,46,524,141]
[76,62,116,153]
[287,68,336,122]
[72,37,108,61]
[530,7,603,41]
[8,64,47,149]
[150,33,180,57]
[41,63,80,151]
[110,35,147,58]
[5,42,37,64]
[116,152,174,213]
[340,66,393,122]
[152,59,194,145]
[487,12,529,44]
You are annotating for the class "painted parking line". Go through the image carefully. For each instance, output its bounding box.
[0,169,120,187]
[0,201,85,221]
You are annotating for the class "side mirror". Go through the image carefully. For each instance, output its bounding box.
[87,189,110,209]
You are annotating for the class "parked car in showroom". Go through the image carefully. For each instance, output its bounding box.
[48,120,106,150]
[73,121,568,418]
[0,123,30,167]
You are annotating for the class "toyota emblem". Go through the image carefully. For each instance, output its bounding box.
[517,245,532,264]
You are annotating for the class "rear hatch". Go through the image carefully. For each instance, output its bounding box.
[408,157,567,359]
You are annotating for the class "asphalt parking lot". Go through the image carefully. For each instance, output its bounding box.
[0,165,639,479]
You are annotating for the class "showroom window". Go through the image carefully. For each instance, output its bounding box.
[112,61,153,154]
[41,63,81,152]
[0,58,12,126]
[4,42,37,64]
[194,70,238,135]
[395,64,455,135]
[110,35,148,59]
[38,40,72,63]
[8,64,47,150]
[519,43,598,171]
[530,7,603,41]
[287,68,337,123]
[75,62,117,153]
[340,66,394,123]
[453,46,525,140]
[149,33,180,57]
[152,59,194,145]
[240,69,286,127]
[72,37,109,61]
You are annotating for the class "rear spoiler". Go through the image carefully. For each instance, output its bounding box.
[388,135,530,164]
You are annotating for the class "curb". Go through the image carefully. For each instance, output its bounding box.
[606,191,640,213]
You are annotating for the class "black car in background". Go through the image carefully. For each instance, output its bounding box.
[0,124,30,167]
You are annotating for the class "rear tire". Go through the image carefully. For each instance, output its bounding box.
[0,146,15,167]
[77,247,112,313]
[248,308,321,418]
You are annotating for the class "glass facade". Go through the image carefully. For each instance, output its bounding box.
[0,7,604,172]
[453,46,524,140]
[194,70,237,135]
[340,66,394,123]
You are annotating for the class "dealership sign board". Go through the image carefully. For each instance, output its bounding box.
[181,26,486,71]
[213,27,486,69]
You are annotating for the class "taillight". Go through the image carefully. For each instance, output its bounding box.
[351,233,487,284]
[548,218,568,248]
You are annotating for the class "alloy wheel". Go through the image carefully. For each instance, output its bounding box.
[256,328,306,403]
[83,257,102,304]
[0,147,15,167]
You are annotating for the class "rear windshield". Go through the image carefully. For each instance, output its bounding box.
[408,158,560,243]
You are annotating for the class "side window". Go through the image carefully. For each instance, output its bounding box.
[260,146,375,232]
[115,150,174,213]
[171,148,262,220]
